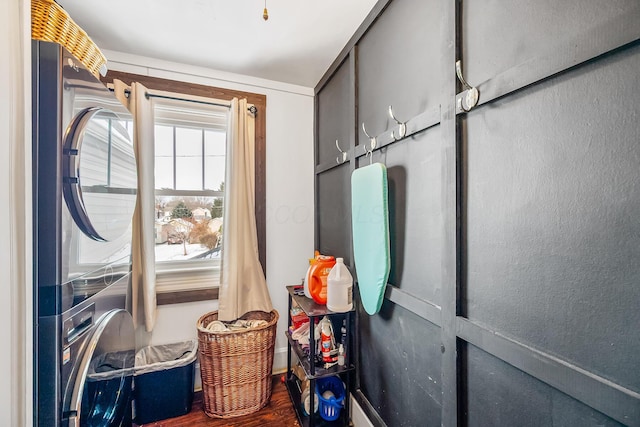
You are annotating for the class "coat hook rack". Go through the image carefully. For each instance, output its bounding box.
[456,60,479,112]
[362,122,377,155]
[335,139,348,164]
[388,105,406,140]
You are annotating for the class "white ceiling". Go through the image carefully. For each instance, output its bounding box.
[57,0,379,88]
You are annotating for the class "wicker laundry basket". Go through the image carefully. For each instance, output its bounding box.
[31,0,107,78]
[196,310,279,418]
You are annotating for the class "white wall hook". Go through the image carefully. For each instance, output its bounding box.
[361,122,377,154]
[456,60,479,112]
[388,105,407,140]
[335,139,348,164]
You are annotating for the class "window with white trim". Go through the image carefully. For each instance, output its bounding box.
[152,99,228,292]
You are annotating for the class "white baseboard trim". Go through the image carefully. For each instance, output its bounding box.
[273,346,289,375]
[351,394,374,427]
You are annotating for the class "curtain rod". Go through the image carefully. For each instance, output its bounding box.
[144,92,230,109]
[107,86,258,114]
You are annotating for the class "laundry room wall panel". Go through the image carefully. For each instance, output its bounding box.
[316,58,353,168]
[461,0,640,108]
[463,0,637,83]
[357,0,442,145]
[358,300,442,427]
[316,163,352,265]
[462,343,624,427]
[464,45,640,393]
[315,0,640,425]
[360,127,443,304]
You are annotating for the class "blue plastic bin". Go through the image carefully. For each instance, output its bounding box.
[315,376,345,421]
[133,340,198,424]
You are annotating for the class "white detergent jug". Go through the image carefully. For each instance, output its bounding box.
[326,258,353,312]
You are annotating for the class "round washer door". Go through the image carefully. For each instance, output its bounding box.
[63,107,137,242]
[67,309,135,427]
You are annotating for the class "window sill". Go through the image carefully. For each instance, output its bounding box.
[156,287,219,305]
[155,264,220,305]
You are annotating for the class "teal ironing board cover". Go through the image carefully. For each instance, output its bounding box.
[351,162,390,315]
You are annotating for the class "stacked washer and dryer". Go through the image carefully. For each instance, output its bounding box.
[32,40,138,426]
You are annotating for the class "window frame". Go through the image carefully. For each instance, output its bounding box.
[102,71,267,305]
[152,115,226,283]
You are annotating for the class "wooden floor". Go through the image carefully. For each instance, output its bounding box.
[138,376,301,427]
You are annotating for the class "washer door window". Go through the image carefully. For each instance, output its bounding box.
[64,107,137,242]
[67,309,135,427]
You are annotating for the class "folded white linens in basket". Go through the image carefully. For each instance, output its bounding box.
[205,319,268,332]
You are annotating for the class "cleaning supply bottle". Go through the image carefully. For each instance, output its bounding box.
[309,255,336,305]
[326,258,353,312]
[303,251,320,299]
[320,316,335,363]
[337,344,345,367]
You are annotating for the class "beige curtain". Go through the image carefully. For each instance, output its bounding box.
[218,98,273,321]
[114,80,157,331]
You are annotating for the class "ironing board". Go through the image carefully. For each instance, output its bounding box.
[351,162,390,315]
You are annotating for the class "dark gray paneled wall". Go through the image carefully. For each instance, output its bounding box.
[362,130,444,305]
[313,0,640,425]
[317,58,352,166]
[357,0,442,137]
[465,46,640,394]
[463,344,625,427]
[317,163,352,266]
[462,0,640,85]
[359,300,442,426]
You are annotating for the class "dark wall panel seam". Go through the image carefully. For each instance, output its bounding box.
[384,285,442,328]
[348,48,357,267]
[313,93,320,250]
[457,317,640,426]
[439,0,459,424]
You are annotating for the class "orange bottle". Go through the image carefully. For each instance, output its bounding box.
[303,250,320,299]
[308,255,336,305]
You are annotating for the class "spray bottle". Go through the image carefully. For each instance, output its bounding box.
[320,316,336,363]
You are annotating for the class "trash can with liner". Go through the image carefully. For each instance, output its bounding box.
[85,350,135,426]
[133,339,198,424]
